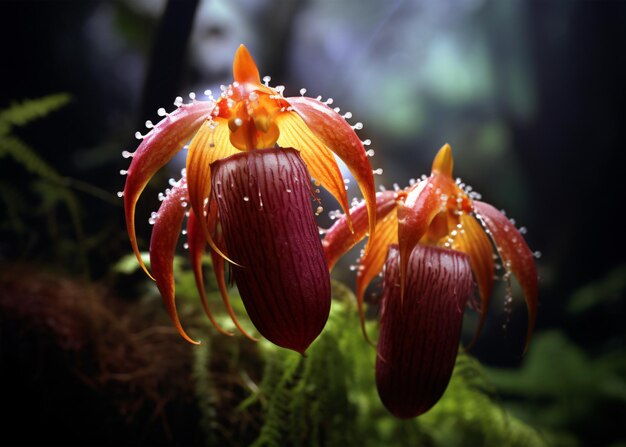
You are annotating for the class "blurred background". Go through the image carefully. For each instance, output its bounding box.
[1,0,624,446]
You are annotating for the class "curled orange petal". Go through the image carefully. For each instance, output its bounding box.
[276,111,351,228]
[287,96,376,243]
[186,119,240,265]
[354,206,399,344]
[186,208,232,337]
[124,100,214,279]
[322,191,398,270]
[473,201,538,353]
[149,177,199,344]
[453,213,495,347]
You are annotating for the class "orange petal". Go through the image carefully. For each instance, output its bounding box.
[186,208,232,337]
[397,178,443,300]
[453,213,495,347]
[473,201,538,353]
[209,243,258,342]
[287,96,376,244]
[149,177,199,344]
[124,101,214,279]
[233,44,261,85]
[186,119,240,265]
[431,143,454,178]
[323,191,398,270]
[276,111,351,227]
[355,207,399,344]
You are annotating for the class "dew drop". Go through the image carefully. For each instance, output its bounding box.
[117,191,124,198]
[174,96,183,107]
[145,120,154,128]
[243,196,249,202]
[157,107,167,117]
[119,169,127,175]
[183,242,189,249]
[299,88,307,96]
[122,150,133,159]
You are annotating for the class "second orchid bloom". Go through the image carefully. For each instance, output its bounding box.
[122,45,376,354]
[324,143,538,418]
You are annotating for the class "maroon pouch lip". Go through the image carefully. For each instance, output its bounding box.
[212,147,331,354]
[376,244,473,419]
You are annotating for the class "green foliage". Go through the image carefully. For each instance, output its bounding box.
[192,339,220,446]
[0,93,90,271]
[244,281,544,447]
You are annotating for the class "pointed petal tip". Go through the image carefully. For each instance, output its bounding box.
[233,44,260,84]
[432,143,454,177]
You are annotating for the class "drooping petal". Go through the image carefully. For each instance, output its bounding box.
[148,177,199,345]
[473,201,538,352]
[453,213,495,347]
[211,147,331,354]
[124,100,214,279]
[286,96,377,243]
[276,112,351,227]
[186,119,239,264]
[186,208,232,337]
[354,207,398,343]
[187,207,257,341]
[233,44,261,85]
[397,177,443,298]
[376,244,473,418]
[322,191,398,270]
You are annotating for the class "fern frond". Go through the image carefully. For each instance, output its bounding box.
[0,93,70,132]
[0,135,61,181]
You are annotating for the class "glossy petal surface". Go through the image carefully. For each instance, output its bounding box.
[453,213,495,346]
[124,100,214,278]
[287,96,377,243]
[397,178,443,297]
[276,111,351,225]
[212,148,331,354]
[376,245,473,418]
[474,201,538,351]
[186,119,239,263]
[149,177,199,344]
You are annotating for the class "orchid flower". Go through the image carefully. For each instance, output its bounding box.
[323,143,538,417]
[121,45,376,354]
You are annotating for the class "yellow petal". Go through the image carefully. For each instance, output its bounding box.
[287,96,377,245]
[186,119,240,264]
[276,111,351,224]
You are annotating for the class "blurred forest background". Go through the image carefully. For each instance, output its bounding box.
[0,0,625,446]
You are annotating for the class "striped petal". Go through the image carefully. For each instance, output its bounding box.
[473,201,538,352]
[211,147,331,354]
[148,177,199,344]
[453,213,495,347]
[124,100,214,279]
[276,112,351,227]
[286,96,377,245]
[376,245,473,418]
